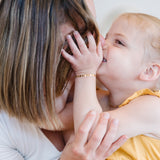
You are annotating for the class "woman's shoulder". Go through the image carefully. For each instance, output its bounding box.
[0,111,35,158]
[0,111,38,144]
[0,111,34,131]
[0,111,43,151]
[0,111,61,159]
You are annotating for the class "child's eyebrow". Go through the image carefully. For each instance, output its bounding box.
[105,33,127,41]
[114,33,128,40]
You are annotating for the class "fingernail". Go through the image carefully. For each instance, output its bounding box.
[89,110,96,116]
[121,135,128,142]
[99,113,109,124]
[102,112,110,119]
[67,35,71,39]
[113,119,119,125]
[123,135,128,139]
[73,31,78,35]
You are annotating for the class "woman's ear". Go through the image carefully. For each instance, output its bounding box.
[139,64,160,81]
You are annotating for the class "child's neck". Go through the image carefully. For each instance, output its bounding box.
[108,84,157,107]
[101,77,158,107]
[108,88,135,107]
[107,83,147,107]
[109,91,132,107]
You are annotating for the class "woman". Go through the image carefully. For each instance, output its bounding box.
[0,0,125,159]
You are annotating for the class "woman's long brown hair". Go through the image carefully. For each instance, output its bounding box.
[0,0,99,129]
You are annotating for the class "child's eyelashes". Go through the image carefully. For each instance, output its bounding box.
[105,35,126,47]
[114,39,125,46]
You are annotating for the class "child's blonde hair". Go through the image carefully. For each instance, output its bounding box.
[120,13,160,60]
[119,13,160,88]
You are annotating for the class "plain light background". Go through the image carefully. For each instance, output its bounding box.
[94,0,160,36]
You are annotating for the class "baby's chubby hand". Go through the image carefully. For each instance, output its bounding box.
[61,31,103,75]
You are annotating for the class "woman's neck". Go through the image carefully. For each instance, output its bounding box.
[41,129,65,151]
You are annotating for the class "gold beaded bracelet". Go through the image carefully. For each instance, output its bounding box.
[76,73,96,78]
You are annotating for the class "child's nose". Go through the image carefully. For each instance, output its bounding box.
[102,39,111,51]
[104,36,113,46]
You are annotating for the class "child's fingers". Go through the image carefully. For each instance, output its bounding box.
[61,49,75,64]
[73,31,88,54]
[66,35,81,57]
[87,32,96,53]
[97,42,103,58]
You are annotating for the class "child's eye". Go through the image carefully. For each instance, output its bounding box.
[115,39,125,46]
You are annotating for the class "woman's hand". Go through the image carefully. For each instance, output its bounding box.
[60,111,127,160]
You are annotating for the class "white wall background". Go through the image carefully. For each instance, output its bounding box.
[94,0,160,36]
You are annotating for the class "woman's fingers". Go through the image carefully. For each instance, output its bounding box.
[74,111,97,146]
[86,113,110,151]
[104,135,128,158]
[96,118,119,154]
[62,113,126,160]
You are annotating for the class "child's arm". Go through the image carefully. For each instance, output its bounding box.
[62,31,160,142]
[62,31,103,132]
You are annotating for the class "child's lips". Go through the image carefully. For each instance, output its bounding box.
[102,49,107,62]
[102,57,107,62]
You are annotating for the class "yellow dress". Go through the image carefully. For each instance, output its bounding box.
[107,89,160,160]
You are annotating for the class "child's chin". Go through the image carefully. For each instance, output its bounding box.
[97,66,105,77]
[96,71,103,80]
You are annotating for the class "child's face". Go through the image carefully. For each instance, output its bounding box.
[97,16,147,86]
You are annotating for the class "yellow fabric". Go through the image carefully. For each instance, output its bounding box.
[107,88,160,160]
[119,88,160,108]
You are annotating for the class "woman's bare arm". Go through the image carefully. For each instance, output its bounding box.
[107,95,160,140]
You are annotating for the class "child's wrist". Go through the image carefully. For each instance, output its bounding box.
[76,73,96,78]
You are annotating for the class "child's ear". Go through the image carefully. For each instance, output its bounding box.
[139,64,160,81]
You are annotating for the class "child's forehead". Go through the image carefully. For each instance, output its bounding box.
[118,15,149,30]
[118,14,160,33]
[112,14,158,41]
[110,16,144,36]
[108,14,159,43]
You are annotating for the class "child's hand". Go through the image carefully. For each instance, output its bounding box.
[61,31,103,76]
